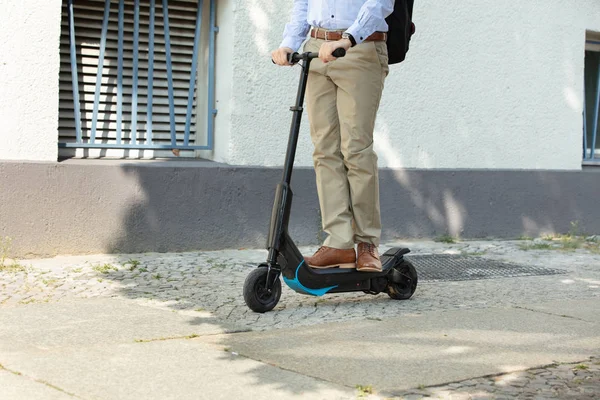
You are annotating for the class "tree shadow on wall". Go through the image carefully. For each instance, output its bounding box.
[106,161,324,254]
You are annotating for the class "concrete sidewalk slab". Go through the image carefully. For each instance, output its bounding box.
[520,298,600,323]
[0,339,354,400]
[0,298,354,399]
[0,370,72,400]
[0,298,243,353]
[202,301,600,393]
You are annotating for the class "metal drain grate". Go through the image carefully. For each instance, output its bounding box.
[405,254,565,283]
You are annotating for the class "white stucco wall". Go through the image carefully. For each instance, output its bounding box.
[0,0,62,162]
[218,0,600,170]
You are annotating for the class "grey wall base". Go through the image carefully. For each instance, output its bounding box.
[1,160,599,258]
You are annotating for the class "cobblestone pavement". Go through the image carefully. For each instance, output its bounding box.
[2,238,600,398]
[387,356,600,400]
[2,239,599,331]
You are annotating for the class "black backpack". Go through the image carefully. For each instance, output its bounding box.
[385,0,415,64]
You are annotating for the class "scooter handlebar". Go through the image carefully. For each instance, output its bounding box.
[271,48,346,65]
[288,48,346,63]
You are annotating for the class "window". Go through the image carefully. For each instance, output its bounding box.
[58,0,216,158]
[584,31,600,163]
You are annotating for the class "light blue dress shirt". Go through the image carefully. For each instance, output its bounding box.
[280,0,394,51]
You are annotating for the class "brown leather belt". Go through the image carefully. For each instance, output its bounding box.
[309,28,387,42]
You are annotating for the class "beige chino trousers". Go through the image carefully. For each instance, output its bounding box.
[304,36,389,249]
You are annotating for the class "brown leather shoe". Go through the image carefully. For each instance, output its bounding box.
[305,246,356,269]
[357,243,382,272]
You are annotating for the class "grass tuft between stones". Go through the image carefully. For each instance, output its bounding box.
[92,263,118,274]
[356,384,373,397]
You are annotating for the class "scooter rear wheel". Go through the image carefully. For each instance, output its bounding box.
[386,260,418,300]
[243,267,282,313]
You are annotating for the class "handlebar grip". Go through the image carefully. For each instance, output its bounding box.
[332,48,346,58]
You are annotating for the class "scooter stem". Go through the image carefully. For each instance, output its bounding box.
[281,58,312,185]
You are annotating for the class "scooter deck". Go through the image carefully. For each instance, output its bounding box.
[282,247,410,296]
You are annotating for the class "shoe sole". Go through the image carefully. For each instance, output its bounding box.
[309,263,356,269]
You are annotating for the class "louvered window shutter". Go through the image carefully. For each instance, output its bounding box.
[59,0,203,158]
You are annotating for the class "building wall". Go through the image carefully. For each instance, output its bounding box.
[222,0,600,170]
[2,160,600,258]
[0,0,62,161]
[1,0,600,257]
[2,0,599,167]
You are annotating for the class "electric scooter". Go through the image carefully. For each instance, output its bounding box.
[243,49,418,313]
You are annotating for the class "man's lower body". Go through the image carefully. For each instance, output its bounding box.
[302,33,389,272]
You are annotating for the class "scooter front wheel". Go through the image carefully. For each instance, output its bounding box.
[386,260,418,300]
[243,267,282,313]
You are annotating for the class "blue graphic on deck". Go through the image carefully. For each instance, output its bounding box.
[283,260,338,296]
